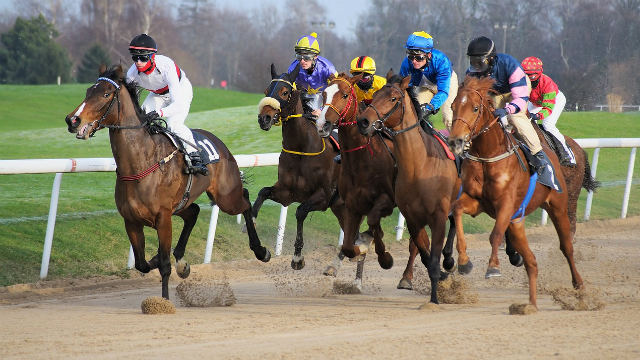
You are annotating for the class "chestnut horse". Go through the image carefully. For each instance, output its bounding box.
[255,64,345,270]
[447,75,598,308]
[65,65,270,299]
[317,73,424,289]
[356,75,460,304]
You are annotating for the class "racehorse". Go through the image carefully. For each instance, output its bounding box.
[447,75,598,308]
[356,75,460,304]
[255,64,346,270]
[317,73,422,289]
[64,64,270,299]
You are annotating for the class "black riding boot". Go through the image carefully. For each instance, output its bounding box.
[530,150,550,175]
[550,135,574,167]
[188,152,209,176]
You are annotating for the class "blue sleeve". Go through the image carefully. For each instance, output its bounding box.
[429,51,452,110]
[287,60,300,74]
[399,58,411,77]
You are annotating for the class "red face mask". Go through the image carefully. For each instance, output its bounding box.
[135,54,156,74]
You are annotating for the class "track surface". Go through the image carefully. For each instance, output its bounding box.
[1,217,639,359]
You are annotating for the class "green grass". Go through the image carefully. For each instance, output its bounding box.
[0,83,639,286]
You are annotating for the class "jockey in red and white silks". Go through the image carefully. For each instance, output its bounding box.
[126,54,196,154]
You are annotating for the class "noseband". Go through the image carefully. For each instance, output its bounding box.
[451,88,500,143]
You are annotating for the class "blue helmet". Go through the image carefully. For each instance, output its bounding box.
[405,31,434,53]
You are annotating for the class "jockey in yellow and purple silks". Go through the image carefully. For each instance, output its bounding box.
[400,31,458,130]
[467,36,557,190]
[287,32,338,118]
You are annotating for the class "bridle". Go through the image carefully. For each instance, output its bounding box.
[452,87,519,163]
[88,77,150,137]
[324,77,357,126]
[367,83,419,138]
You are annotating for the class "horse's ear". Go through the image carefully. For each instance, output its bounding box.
[270,63,278,79]
[288,63,301,82]
[400,75,412,90]
[386,68,394,81]
[350,72,363,85]
[114,64,124,81]
[98,64,107,75]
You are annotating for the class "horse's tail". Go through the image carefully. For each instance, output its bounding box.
[582,149,600,192]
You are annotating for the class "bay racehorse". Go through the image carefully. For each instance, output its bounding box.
[255,64,346,270]
[447,75,598,308]
[65,64,270,299]
[317,72,423,289]
[356,75,460,304]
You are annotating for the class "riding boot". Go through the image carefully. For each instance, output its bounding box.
[530,150,550,175]
[407,86,431,126]
[188,152,209,176]
[333,154,341,164]
[530,150,562,192]
[550,135,574,167]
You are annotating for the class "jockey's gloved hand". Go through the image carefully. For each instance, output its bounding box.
[530,112,541,121]
[146,110,160,121]
[493,108,508,118]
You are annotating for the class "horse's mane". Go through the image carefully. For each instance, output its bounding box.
[100,65,146,120]
[387,74,403,85]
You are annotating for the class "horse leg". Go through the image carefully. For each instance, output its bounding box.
[366,194,395,269]
[485,213,512,279]
[323,250,345,277]
[241,188,271,262]
[124,219,151,273]
[505,228,524,267]
[173,203,200,279]
[398,239,418,290]
[291,189,331,270]
[546,203,584,289]
[251,186,273,219]
[506,221,539,307]
[452,194,481,275]
[442,215,456,272]
[155,211,174,299]
[426,214,449,304]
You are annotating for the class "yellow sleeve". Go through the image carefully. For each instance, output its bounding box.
[372,75,387,92]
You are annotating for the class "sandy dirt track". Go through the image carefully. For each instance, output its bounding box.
[1,217,639,360]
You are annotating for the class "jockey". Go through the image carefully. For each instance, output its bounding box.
[349,56,386,105]
[125,33,208,175]
[521,56,576,167]
[399,31,458,131]
[288,32,338,118]
[467,36,555,186]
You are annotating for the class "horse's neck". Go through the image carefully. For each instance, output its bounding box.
[469,123,511,159]
[391,97,433,171]
[281,96,319,149]
[340,105,369,153]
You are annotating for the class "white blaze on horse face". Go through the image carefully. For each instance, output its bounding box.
[460,94,468,105]
[318,84,339,130]
[74,102,86,117]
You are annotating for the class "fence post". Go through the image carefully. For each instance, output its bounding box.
[584,148,600,220]
[204,205,220,263]
[396,212,405,241]
[40,173,62,279]
[274,205,288,256]
[621,147,637,219]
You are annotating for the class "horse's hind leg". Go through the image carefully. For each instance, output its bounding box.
[155,211,174,299]
[366,194,395,270]
[442,215,456,272]
[505,228,524,267]
[124,219,151,273]
[173,203,200,279]
[291,190,330,270]
[546,203,584,289]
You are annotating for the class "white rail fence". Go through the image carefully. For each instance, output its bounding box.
[1,138,638,279]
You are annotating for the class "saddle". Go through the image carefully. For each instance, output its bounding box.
[420,119,462,175]
[147,120,220,169]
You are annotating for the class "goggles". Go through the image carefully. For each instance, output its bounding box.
[131,54,151,62]
[469,55,490,73]
[295,53,316,61]
[408,54,427,62]
[352,72,373,81]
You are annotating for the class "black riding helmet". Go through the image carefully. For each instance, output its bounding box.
[467,36,497,75]
[129,34,157,55]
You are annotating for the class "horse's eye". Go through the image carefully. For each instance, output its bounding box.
[282,91,288,96]
[104,93,110,98]
[473,106,479,112]
[391,97,397,102]
[342,93,349,99]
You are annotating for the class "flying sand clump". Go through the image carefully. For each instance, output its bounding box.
[141,296,176,314]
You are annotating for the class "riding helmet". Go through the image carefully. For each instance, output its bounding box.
[405,31,434,53]
[467,36,496,57]
[521,56,543,81]
[129,34,158,55]
[350,56,376,75]
[295,33,320,54]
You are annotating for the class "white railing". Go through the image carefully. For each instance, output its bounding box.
[1,137,638,279]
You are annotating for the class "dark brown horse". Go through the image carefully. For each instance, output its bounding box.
[64,65,270,299]
[254,64,345,270]
[316,72,425,289]
[447,75,598,308]
[356,75,461,304]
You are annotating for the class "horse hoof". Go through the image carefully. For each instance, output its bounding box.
[485,267,502,278]
[323,266,337,277]
[397,278,413,290]
[378,252,393,269]
[509,253,524,267]
[175,259,190,279]
[258,247,271,263]
[291,257,305,270]
[443,256,455,272]
[439,271,450,282]
[458,261,473,275]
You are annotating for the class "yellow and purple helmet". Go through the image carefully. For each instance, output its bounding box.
[295,32,321,54]
[350,56,376,75]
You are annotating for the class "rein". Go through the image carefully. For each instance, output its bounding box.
[324,77,372,155]
[368,84,419,138]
